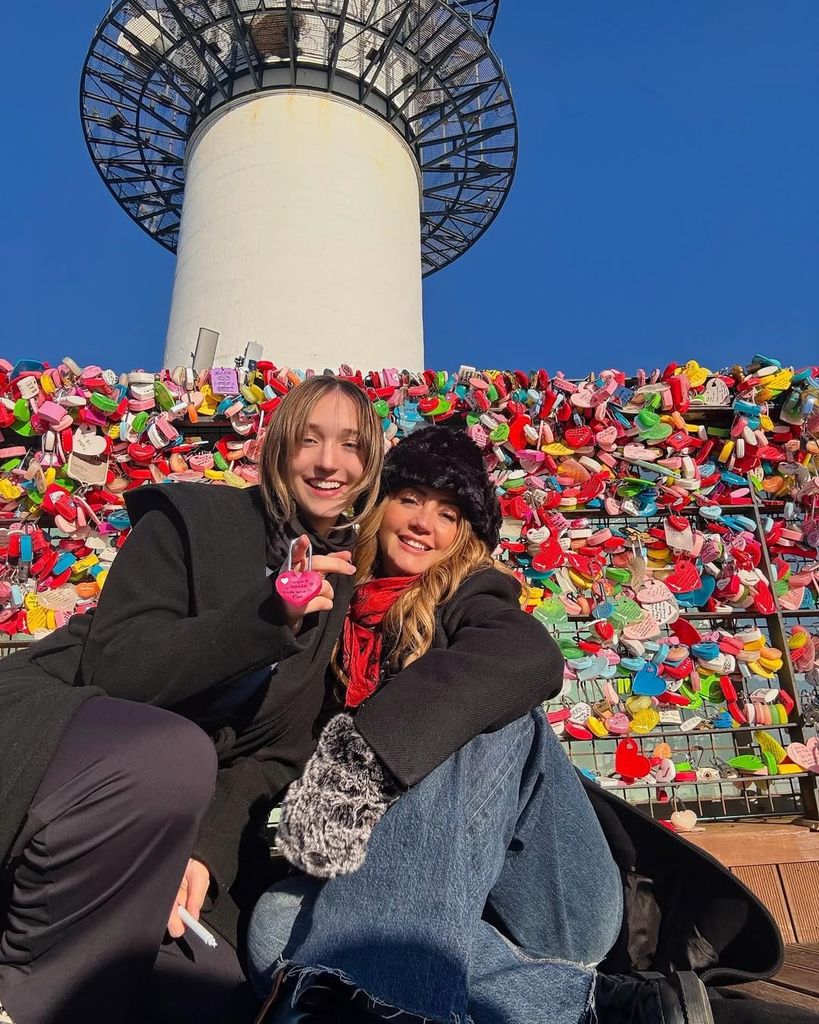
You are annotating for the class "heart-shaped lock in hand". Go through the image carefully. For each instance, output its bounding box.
[275,538,323,609]
[614,738,651,779]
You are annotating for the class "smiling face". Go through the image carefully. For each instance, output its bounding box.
[287,390,365,535]
[377,485,462,577]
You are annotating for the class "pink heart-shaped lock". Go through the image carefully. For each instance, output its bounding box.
[275,537,323,609]
[276,571,322,608]
[595,426,618,450]
[786,737,819,774]
[607,713,631,735]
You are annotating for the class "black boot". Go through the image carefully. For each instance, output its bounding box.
[593,970,715,1024]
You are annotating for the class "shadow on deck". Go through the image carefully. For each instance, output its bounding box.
[737,943,819,1015]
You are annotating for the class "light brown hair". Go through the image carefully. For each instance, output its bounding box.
[258,376,383,525]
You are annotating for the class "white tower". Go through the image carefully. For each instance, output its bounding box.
[81,1,516,371]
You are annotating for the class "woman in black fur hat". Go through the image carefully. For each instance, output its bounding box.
[246,425,625,1024]
[246,425,802,1024]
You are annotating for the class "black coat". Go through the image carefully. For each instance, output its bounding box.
[586,778,783,988]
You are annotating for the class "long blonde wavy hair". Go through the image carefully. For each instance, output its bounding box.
[333,494,506,685]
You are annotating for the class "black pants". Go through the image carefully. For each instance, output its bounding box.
[0,697,220,1024]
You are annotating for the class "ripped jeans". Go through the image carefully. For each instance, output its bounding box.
[247,708,623,1024]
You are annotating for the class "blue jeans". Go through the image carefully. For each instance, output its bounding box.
[248,708,623,1024]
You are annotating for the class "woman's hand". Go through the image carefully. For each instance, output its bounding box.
[167,858,211,939]
[278,534,356,634]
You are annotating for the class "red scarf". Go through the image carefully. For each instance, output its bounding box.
[342,575,419,708]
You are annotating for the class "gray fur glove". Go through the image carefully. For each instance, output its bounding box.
[276,714,401,878]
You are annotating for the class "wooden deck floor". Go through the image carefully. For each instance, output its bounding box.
[737,943,819,1015]
[686,821,819,944]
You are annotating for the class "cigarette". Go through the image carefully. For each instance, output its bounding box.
[177,906,218,948]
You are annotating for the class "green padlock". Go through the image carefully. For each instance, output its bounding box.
[154,380,175,412]
[727,754,764,773]
[132,411,149,435]
[532,597,568,626]
[679,683,704,709]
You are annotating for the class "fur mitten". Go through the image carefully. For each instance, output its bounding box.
[277,714,401,878]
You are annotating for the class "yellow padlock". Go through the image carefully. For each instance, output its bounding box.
[223,469,248,489]
[587,717,610,738]
[630,708,660,735]
[743,634,766,651]
[27,606,48,632]
[241,384,265,405]
[96,568,109,590]
[625,694,652,716]
[683,361,710,388]
[767,369,793,392]
[718,440,734,463]
[542,442,574,457]
[568,569,593,591]
[198,384,218,417]
[71,554,99,576]
[24,592,40,611]
[777,763,804,775]
[0,480,22,501]
[754,730,786,764]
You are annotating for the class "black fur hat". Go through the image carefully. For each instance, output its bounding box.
[381,426,501,550]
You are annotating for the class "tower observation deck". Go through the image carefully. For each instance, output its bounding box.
[81,1,517,370]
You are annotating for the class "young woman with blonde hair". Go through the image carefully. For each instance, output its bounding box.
[248,427,623,1024]
[0,376,384,1024]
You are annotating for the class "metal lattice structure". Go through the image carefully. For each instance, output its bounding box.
[450,0,500,36]
[81,0,517,275]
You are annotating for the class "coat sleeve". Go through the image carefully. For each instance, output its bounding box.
[79,510,305,706]
[191,673,334,896]
[353,577,564,788]
[191,752,295,900]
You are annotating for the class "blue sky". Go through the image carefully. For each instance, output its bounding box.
[2,2,817,375]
